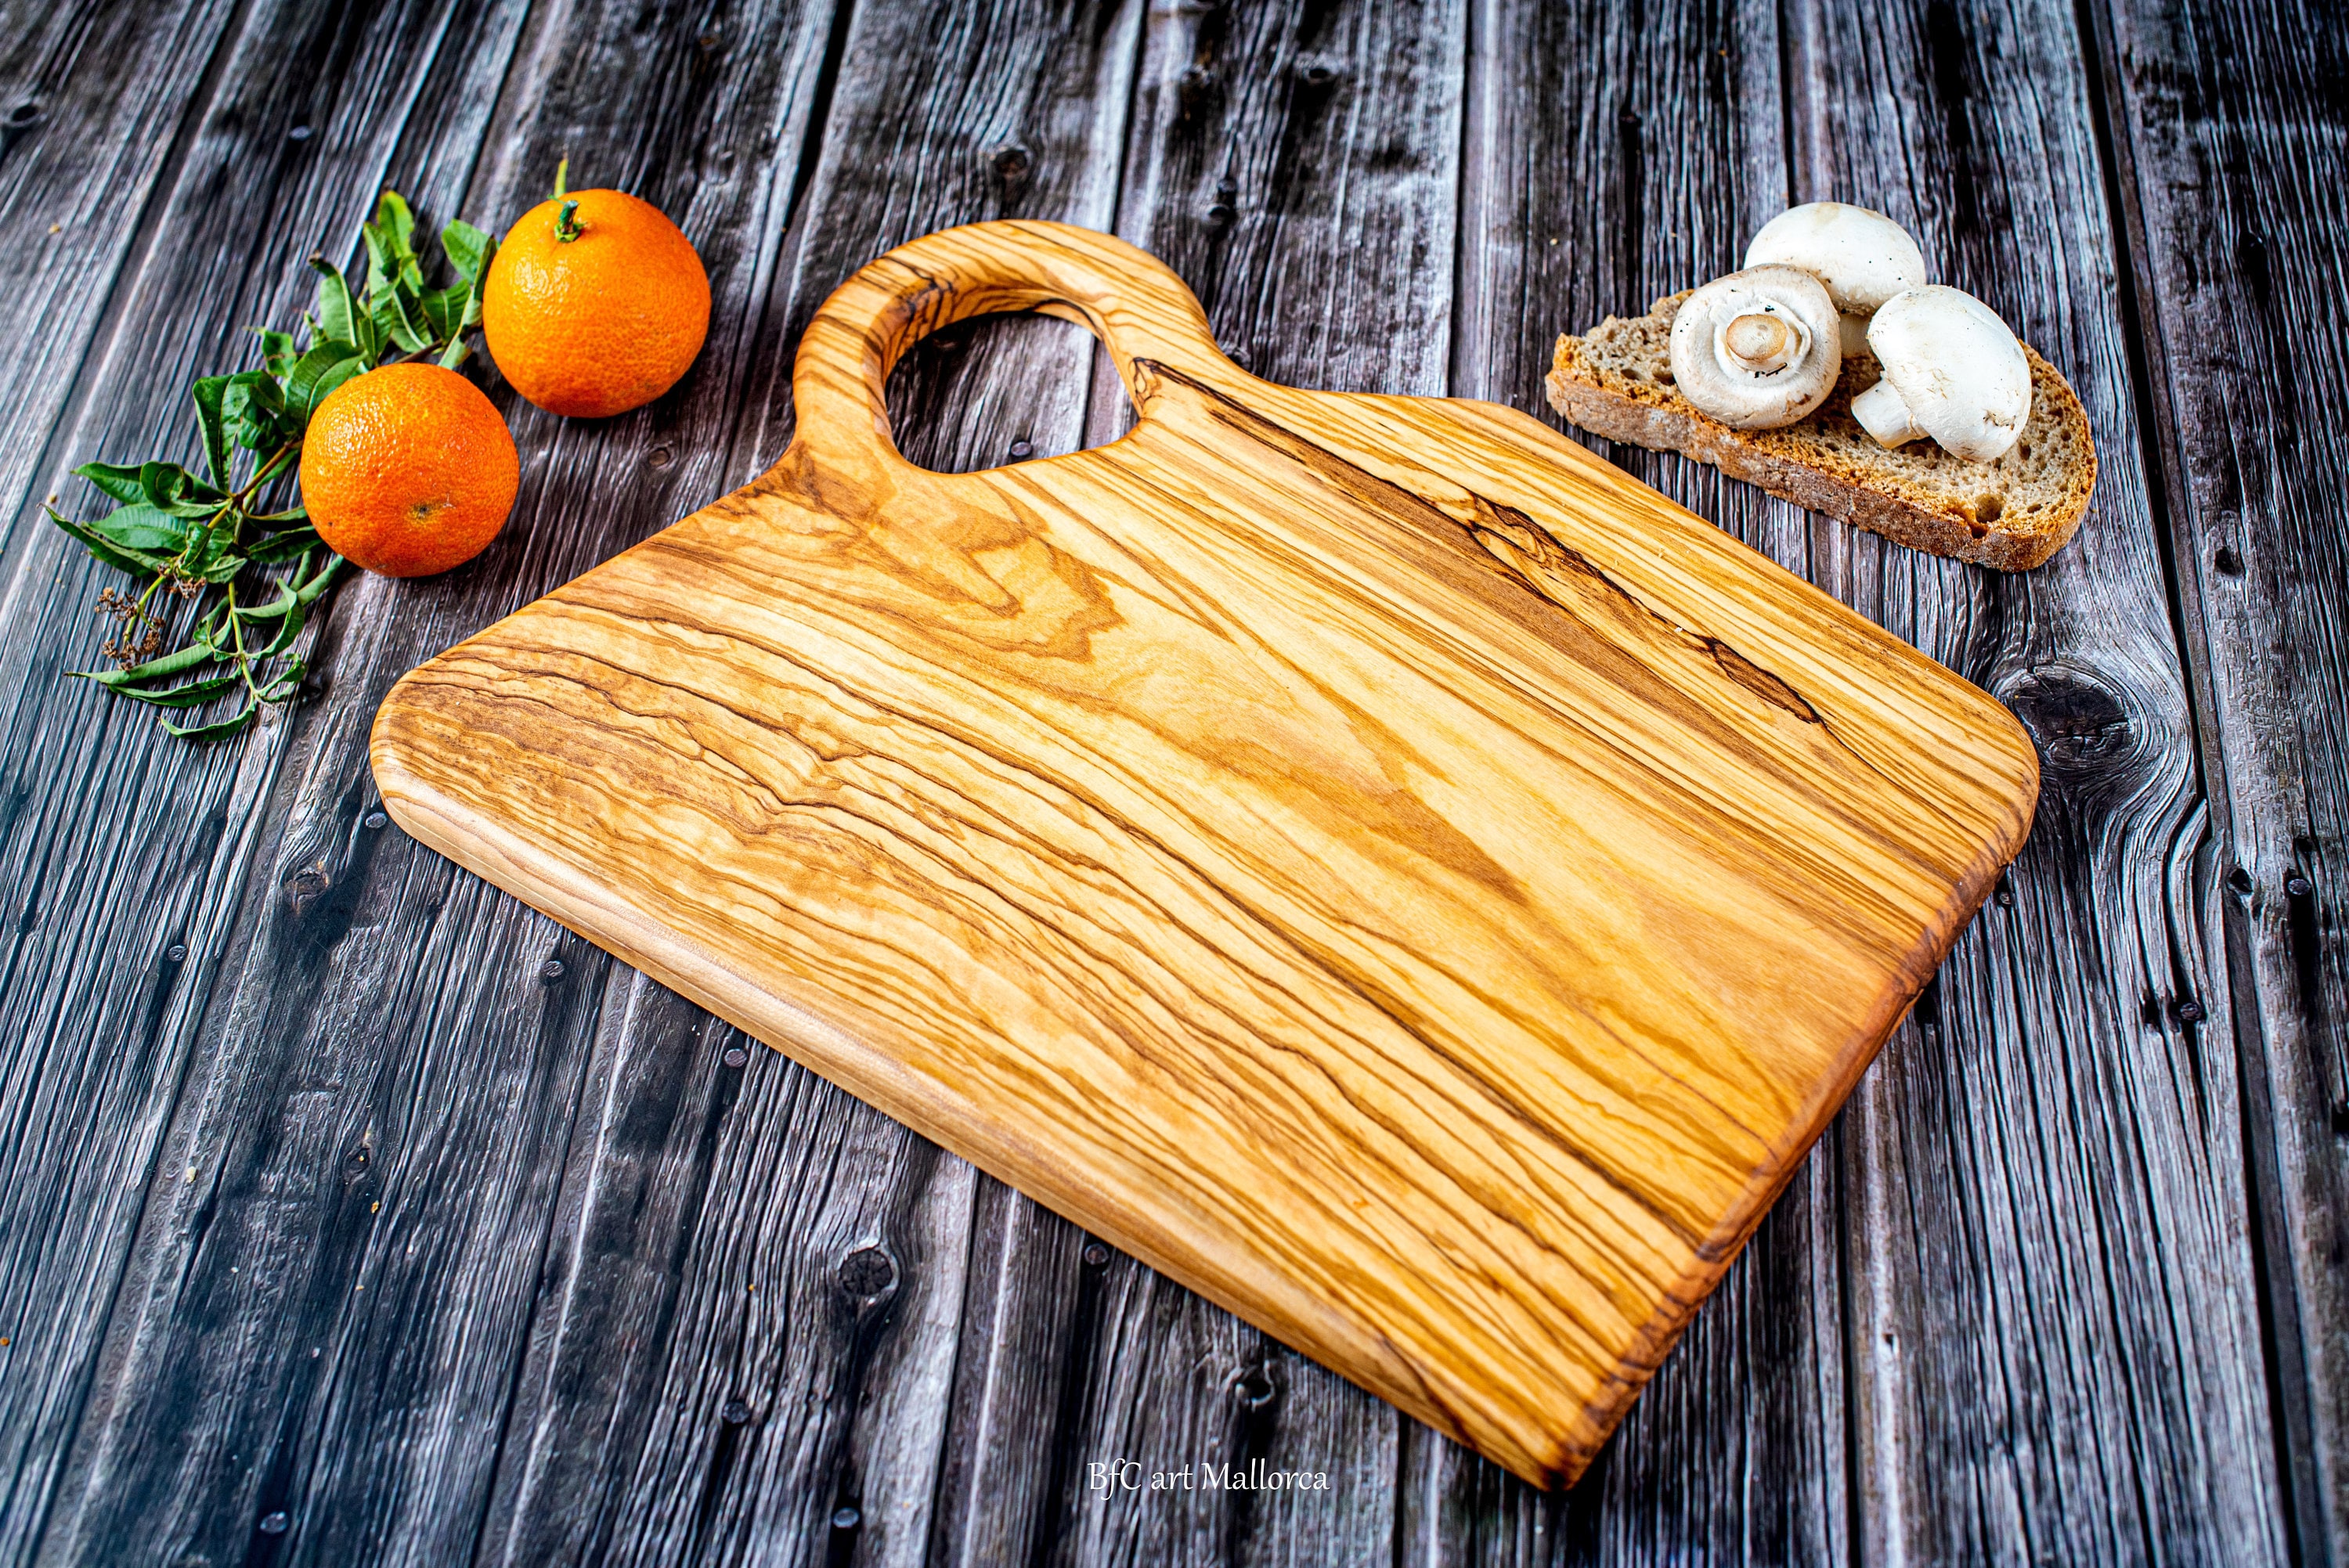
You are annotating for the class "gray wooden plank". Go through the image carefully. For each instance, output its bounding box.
[909,4,1467,1563]
[21,1,861,1563]
[0,0,240,564]
[0,2,532,1562]
[924,1177,1088,1566]
[1039,1264,1401,1568]
[1788,0,2286,1561]
[475,4,1149,1564]
[2096,0,2349,1557]
[1434,1,1851,1560]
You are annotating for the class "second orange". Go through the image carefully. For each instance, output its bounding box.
[485,186,709,419]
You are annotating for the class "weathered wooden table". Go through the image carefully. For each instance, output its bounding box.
[0,0,2336,1562]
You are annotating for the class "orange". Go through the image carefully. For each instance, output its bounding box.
[299,363,519,578]
[482,189,710,418]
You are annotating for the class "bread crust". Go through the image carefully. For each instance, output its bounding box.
[1546,294,2096,571]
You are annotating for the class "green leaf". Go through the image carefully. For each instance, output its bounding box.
[80,668,242,708]
[287,344,367,420]
[235,573,300,620]
[247,524,320,561]
[137,460,222,518]
[255,604,308,658]
[294,552,345,605]
[442,218,490,286]
[221,369,292,452]
[309,355,366,413]
[74,461,149,505]
[87,500,193,554]
[52,507,179,573]
[190,377,232,487]
[419,281,468,343]
[194,552,248,585]
[372,190,421,290]
[258,327,299,377]
[377,189,416,245]
[164,698,259,739]
[79,639,220,687]
[370,282,431,354]
[254,657,307,703]
[311,255,359,344]
[436,336,471,370]
[286,341,348,398]
[51,513,166,576]
[361,222,395,296]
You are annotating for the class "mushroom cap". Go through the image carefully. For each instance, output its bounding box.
[1744,202,1928,317]
[1668,266,1842,430]
[1864,284,2032,461]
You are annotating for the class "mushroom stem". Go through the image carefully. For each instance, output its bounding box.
[1851,377,1922,447]
[1722,312,1794,373]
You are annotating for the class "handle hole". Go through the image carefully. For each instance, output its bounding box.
[882,311,1134,474]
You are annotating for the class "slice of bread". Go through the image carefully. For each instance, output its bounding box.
[1546,290,2095,571]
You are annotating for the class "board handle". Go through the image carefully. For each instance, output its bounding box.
[789,221,1230,472]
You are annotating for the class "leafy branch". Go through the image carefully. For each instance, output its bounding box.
[46,189,496,738]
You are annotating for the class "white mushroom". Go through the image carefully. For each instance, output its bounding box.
[1744,202,1928,356]
[1849,284,2032,462]
[1668,265,1842,430]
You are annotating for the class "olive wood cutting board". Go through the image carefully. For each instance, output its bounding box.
[370,220,2038,1487]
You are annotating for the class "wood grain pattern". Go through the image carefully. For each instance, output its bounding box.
[2100,0,2349,1555]
[1440,1,1867,1554]
[478,6,1146,1562]
[0,0,236,561]
[0,2,536,1559]
[1794,0,2289,1559]
[1023,2,1466,1555]
[0,0,2323,1555]
[371,218,2037,1486]
[31,1,853,1559]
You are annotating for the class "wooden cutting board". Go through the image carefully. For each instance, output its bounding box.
[370,220,2037,1487]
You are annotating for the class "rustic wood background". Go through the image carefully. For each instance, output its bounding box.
[0,0,2336,1562]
